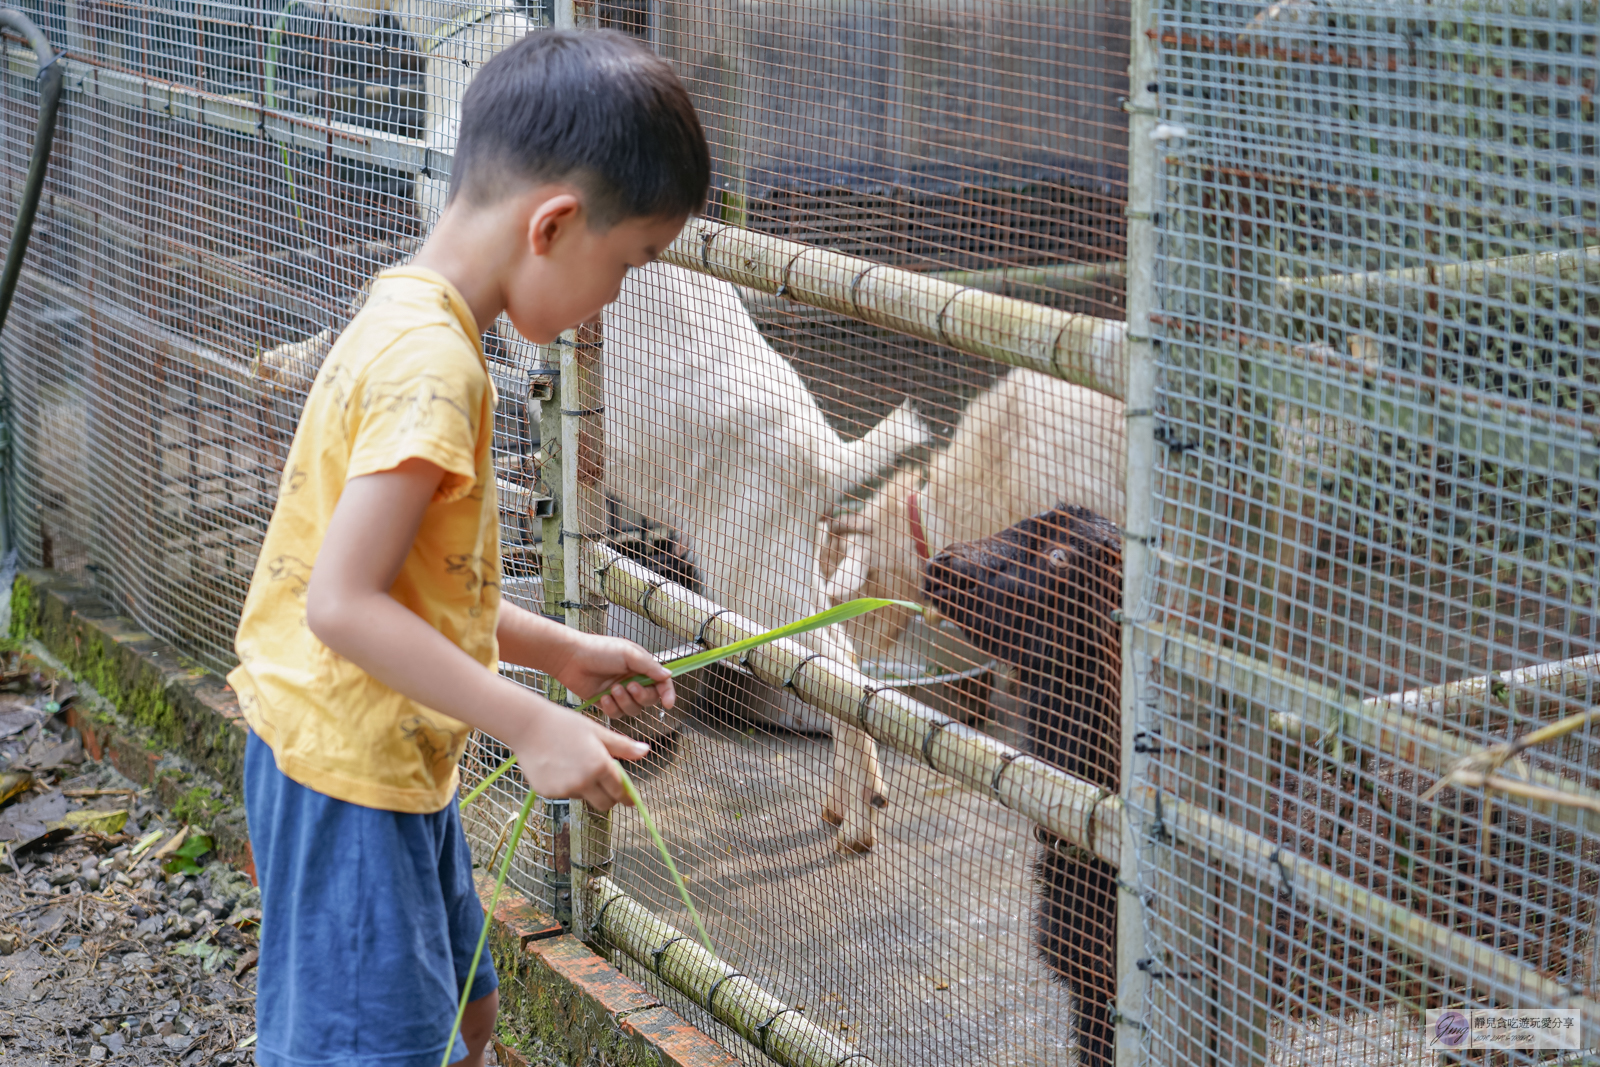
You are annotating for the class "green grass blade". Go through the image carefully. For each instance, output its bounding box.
[449,594,914,1053]
[460,596,918,812]
[442,784,538,1067]
[618,764,713,953]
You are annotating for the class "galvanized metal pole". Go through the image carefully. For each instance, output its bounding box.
[1113,0,1159,1059]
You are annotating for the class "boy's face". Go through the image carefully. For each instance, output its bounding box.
[504,201,689,344]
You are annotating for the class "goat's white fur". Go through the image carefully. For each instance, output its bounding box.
[606,262,931,851]
[821,368,1125,663]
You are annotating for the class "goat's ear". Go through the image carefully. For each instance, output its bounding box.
[823,540,870,601]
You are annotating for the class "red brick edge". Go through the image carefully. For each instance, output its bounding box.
[475,876,740,1067]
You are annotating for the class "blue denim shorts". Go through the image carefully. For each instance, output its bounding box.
[244,731,498,1067]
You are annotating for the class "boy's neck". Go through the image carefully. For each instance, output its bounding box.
[408,195,533,338]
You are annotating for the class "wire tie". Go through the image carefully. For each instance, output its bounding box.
[571,850,616,873]
[756,1007,805,1054]
[833,1056,874,1067]
[778,248,807,299]
[1269,846,1296,903]
[920,718,958,769]
[593,890,626,934]
[696,608,738,648]
[856,685,880,732]
[557,600,591,611]
[698,226,720,271]
[35,53,57,79]
[1084,788,1115,858]
[651,935,691,973]
[591,556,616,596]
[773,283,788,298]
[560,406,604,417]
[639,578,670,625]
[848,265,880,316]
[782,651,828,690]
[703,970,745,1013]
[991,751,1027,804]
[933,287,975,350]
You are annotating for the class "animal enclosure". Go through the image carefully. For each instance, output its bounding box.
[0,1,1594,1066]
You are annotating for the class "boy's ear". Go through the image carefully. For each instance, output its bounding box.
[529,193,584,256]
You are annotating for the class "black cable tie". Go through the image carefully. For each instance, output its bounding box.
[782,651,828,690]
[570,850,615,872]
[991,751,1027,804]
[560,406,604,417]
[756,1006,806,1053]
[591,556,615,595]
[639,578,670,625]
[1269,846,1296,903]
[539,612,566,625]
[593,891,626,934]
[703,970,745,1013]
[696,608,738,648]
[834,1056,874,1067]
[651,935,691,972]
[856,685,880,731]
[920,718,958,769]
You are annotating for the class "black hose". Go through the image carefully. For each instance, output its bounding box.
[0,10,63,555]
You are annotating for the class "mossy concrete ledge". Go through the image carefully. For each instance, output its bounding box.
[480,877,741,1067]
[10,568,253,866]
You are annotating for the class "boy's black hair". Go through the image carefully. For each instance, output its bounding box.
[450,30,710,227]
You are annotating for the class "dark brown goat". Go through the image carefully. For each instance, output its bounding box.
[923,504,1122,1067]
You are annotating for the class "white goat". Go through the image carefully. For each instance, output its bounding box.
[606,261,931,852]
[820,368,1125,664]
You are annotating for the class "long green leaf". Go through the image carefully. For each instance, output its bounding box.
[448,596,915,1059]
[459,596,919,809]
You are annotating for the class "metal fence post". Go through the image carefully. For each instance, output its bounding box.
[1114,0,1159,1061]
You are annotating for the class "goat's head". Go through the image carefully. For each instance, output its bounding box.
[817,473,924,660]
[922,504,1122,687]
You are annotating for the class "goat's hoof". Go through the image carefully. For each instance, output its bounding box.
[834,832,876,854]
[821,807,844,827]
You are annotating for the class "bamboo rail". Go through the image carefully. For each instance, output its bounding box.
[658,217,1129,401]
[1148,624,1600,832]
[583,543,1123,867]
[1275,245,1600,311]
[591,876,877,1067]
[594,545,1594,1029]
[1154,789,1600,1049]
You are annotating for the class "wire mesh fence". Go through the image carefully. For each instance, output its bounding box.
[3,0,1597,1065]
[1128,0,1600,1063]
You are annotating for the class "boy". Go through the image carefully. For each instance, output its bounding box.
[228,30,710,1067]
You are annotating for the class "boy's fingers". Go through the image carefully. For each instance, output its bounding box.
[599,725,650,761]
[624,645,673,681]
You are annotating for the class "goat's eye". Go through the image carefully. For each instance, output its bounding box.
[1047,548,1069,569]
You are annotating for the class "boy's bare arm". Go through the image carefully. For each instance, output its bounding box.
[304,457,663,810]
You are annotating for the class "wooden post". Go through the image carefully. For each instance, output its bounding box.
[561,317,611,947]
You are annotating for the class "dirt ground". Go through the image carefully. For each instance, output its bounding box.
[0,660,261,1065]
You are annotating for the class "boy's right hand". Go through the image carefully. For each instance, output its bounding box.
[510,703,650,812]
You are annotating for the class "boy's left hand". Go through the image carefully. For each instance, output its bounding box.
[554,634,676,720]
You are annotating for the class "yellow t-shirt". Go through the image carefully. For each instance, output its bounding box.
[229,266,501,813]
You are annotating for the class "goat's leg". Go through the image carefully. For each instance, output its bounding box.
[822,724,887,853]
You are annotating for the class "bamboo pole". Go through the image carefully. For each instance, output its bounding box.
[657,217,1129,401]
[590,876,876,1067]
[584,543,1123,866]
[1149,622,1600,833]
[1275,244,1600,312]
[593,545,1592,1035]
[1153,788,1600,1050]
